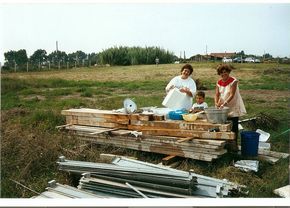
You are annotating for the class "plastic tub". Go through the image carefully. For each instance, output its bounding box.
[168,110,187,120]
[241,131,260,157]
[204,107,229,124]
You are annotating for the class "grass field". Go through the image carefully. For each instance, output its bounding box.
[1,62,289,198]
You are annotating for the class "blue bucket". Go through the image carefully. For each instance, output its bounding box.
[240,131,260,157]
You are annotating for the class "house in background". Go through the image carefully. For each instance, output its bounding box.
[209,52,236,61]
[190,52,236,62]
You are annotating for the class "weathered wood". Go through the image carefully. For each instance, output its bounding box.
[73,132,227,155]
[110,129,132,136]
[258,149,289,158]
[140,128,235,140]
[66,115,129,124]
[56,124,72,129]
[66,117,128,128]
[79,136,217,161]
[258,155,279,164]
[65,125,113,133]
[89,128,119,135]
[162,155,178,165]
[129,120,231,132]
[129,114,154,121]
[145,135,226,146]
[176,137,194,143]
[61,108,128,116]
[66,125,226,148]
[141,137,225,149]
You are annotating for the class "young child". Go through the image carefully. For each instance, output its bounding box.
[190,91,208,113]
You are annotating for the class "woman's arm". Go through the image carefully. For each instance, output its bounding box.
[221,80,238,107]
[180,87,193,97]
[215,84,221,107]
[165,77,176,93]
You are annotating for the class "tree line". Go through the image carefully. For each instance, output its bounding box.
[2,46,177,71]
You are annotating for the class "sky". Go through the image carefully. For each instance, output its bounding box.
[0,1,290,63]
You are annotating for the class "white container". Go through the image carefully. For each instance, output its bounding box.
[256,129,270,142]
[162,88,190,110]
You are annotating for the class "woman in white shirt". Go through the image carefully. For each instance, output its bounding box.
[165,64,197,110]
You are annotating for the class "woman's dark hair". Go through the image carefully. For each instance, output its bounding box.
[181,64,193,75]
[216,64,235,75]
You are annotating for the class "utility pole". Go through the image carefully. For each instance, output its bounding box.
[263,50,265,62]
[206,45,208,55]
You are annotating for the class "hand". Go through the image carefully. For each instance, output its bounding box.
[179,87,189,93]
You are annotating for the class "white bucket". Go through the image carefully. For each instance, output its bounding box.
[162,88,190,110]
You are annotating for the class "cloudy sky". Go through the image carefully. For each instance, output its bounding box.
[1,1,290,63]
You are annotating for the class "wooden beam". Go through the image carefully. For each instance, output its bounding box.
[161,155,179,165]
[176,137,194,143]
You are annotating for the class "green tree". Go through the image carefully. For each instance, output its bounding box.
[29,49,47,66]
[3,49,28,70]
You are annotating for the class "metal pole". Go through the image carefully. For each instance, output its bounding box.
[125,182,148,198]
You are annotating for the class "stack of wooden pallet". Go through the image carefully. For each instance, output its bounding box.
[61,108,234,162]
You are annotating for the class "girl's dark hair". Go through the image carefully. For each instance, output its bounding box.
[216,64,235,75]
[181,64,193,75]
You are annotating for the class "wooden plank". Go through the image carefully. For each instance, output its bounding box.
[61,108,128,116]
[65,115,129,124]
[176,137,194,143]
[65,125,113,133]
[129,120,231,132]
[258,149,289,158]
[161,155,178,165]
[258,155,279,164]
[79,136,217,162]
[89,128,119,135]
[66,117,128,128]
[65,125,226,147]
[56,124,72,129]
[110,129,132,136]
[129,114,154,121]
[141,137,225,149]
[63,126,227,161]
[147,135,226,146]
[73,132,227,155]
[140,128,235,140]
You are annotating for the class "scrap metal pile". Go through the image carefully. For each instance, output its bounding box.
[60,108,235,162]
[54,155,247,198]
